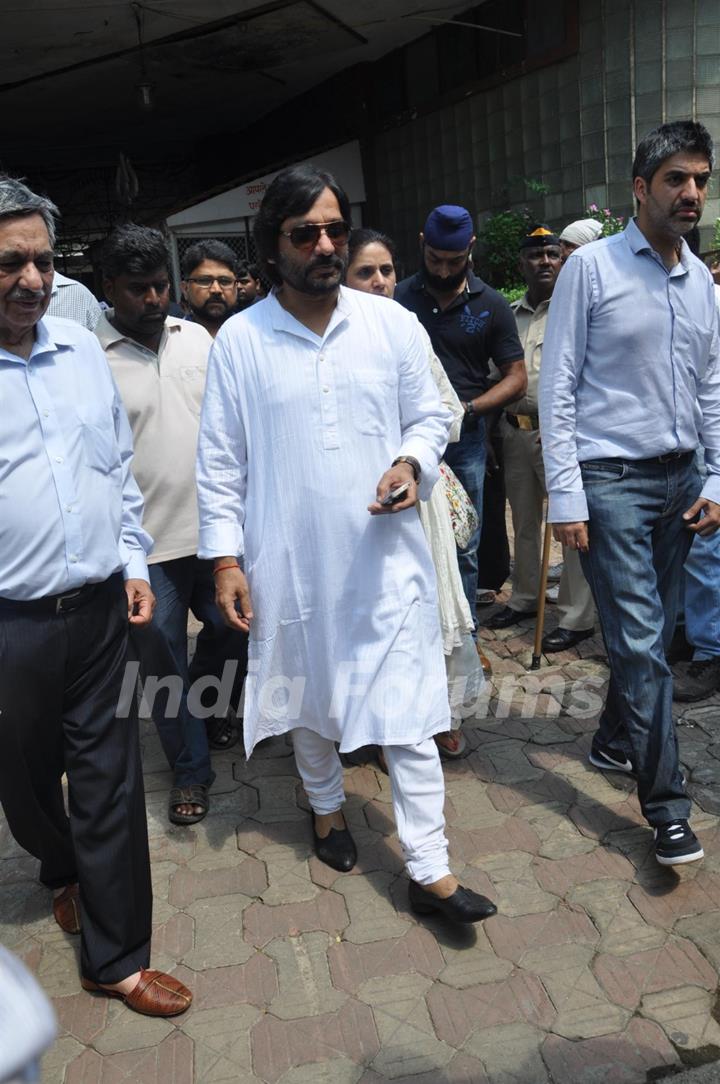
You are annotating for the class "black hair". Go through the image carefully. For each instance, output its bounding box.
[102,224,170,279]
[181,239,238,279]
[247,263,260,280]
[252,164,352,286]
[632,121,714,183]
[347,228,398,267]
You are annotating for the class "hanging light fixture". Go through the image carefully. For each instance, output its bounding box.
[132,3,154,111]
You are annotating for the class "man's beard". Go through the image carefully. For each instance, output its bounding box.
[276,251,347,296]
[422,258,469,293]
[191,298,232,323]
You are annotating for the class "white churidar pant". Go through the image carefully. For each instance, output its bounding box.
[292,727,450,885]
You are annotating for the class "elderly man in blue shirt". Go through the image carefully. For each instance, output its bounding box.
[0,176,192,1016]
[539,121,720,869]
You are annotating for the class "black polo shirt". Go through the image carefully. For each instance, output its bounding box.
[395,270,523,401]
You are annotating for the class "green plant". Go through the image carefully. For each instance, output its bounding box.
[584,204,625,236]
[713,217,720,248]
[477,208,534,290]
[498,285,525,304]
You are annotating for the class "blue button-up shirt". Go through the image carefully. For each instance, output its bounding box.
[0,316,152,600]
[539,218,720,522]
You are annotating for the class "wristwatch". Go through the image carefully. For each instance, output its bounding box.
[464,400,476,416]
[392,455,421,482]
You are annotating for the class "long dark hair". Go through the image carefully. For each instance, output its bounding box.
[253,164,352,286]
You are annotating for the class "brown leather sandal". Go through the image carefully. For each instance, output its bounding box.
[81,969,192,1016]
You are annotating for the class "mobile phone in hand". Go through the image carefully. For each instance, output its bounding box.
[380,481,411,507]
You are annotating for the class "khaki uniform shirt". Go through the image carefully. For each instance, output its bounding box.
[95,313,213,564]
[508,293,550,416]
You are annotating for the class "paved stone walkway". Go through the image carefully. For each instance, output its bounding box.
[2,596,720,1083]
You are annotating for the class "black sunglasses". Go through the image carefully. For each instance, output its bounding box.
[279,220,351,250]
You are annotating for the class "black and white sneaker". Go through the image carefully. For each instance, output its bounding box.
[654,821,704,866]
[588,742,635,775]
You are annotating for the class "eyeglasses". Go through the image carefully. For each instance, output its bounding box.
[186,275,236,289]
[279,220,351,250]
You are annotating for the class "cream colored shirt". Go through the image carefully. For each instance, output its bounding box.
[508,293,550,416]
[95,313,213,563]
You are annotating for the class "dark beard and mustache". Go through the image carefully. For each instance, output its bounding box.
[422,258,469,293]
[276,252,347,296]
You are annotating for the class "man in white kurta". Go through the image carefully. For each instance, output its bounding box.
[196,165,497,922]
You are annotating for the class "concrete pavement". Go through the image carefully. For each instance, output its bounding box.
[2,599,720,1083]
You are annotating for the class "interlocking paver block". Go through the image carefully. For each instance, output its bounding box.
[243,888,349,948]
[463,1021,550,1084]
[183,892,255,969]
[70,1029,194,1083]
[443,781,506,830]
[521,942,630,1039]
[332,872,411,943]
[629,870,720,927]
[569,879,667,956]
[357,973,455,1079]
[533,847,635,896]
[472,851,557,917]
[34,938,85,999]
[173,951,277,1010]
[251,777,309,823]
[41,1036,87,1084]
[676,909,720,969]
[251,997,379,1083]
[592,936,717,1010]
[471,739,546,784]
[266,932,347,1018]
[257,844,319,905]
[91,1000,175,1055]
[54,991,108,1046]
[426,970,555,1047]
[541,1016,680,1083]
[329,925,443,993]
[438,927,514,988]
[278,1058,364,1083]
[169,855,267,908]
[236,818,310,855]
[183,1003,260,1082]
[485,904,599,966]
[640,984,720,1049]
[447,816,541,864]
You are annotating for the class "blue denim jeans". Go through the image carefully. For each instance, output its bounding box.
[131,556,247,787]
[683,452,720,661]
[578,453,701,825]
[684,531,720,659]
[443,418,486,621]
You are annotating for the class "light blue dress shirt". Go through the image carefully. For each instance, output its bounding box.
[0,315,152,600]
[539,217,720,522]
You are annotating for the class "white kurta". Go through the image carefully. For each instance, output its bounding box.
[197,287,453,756]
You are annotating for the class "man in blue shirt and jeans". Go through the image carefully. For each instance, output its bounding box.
[540,121,720,867]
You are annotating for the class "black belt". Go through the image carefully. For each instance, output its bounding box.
[505,412,539,431]
[651,450,694,464]
[581,450,694,467]
[0,579,105,615]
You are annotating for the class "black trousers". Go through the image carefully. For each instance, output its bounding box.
[0,575,152,983]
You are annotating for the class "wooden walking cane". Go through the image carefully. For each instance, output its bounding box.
[531,519,553,670]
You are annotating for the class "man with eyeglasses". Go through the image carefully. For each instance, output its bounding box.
[96,225,248,828]
[181,240,239,338]
[395,206,527,621]
[196,164,498,925]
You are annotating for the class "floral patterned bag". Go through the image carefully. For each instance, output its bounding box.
[439,461,479,549]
